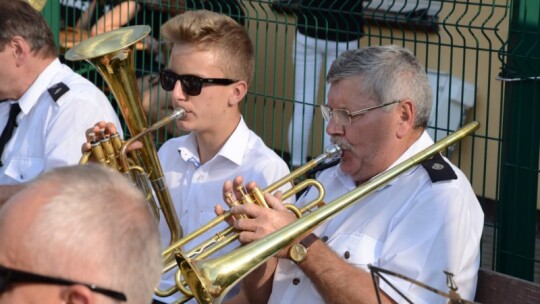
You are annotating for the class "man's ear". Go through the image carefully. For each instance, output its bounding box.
[61,285,94,304]
[228,80,248,107]
[396,99,415,138]
[10,36,30,67]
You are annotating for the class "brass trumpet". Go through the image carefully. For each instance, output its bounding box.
[65,25,183,246]
[175,121,480,304]
[154,144,343,302]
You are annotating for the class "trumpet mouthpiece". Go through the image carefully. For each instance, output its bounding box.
[325,144,343,158]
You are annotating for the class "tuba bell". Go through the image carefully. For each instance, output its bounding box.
[64,25,183,246]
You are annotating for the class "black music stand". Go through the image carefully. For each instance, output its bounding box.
[368,264,480,304]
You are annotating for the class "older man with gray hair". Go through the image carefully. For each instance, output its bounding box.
[224,45,484,304]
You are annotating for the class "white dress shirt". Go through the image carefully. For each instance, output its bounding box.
[269,131,484,304]
[0,59,121,184]
[156,117,291,303]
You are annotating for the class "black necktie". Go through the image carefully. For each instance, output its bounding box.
[0,103,22,167]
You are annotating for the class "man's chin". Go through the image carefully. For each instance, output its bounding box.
[338,157,351,172]
[339,150,353,162]
[338,154,358,174]
[175,121,191,132]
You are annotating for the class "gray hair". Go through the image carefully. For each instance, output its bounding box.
[326,45,432,128]
[0,0,57,58]
[24,165,161,304]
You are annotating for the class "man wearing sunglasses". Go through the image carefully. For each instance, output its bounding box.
[223,45,484,304]
[0,164,162,304]
[83,10,291,304]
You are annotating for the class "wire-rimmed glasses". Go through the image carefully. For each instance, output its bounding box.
[320,100,401,126]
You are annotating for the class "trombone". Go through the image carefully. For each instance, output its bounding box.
[175,121,480,304]
[154,144,343,302]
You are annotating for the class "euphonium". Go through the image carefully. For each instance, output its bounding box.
[175,121,480,304]
[65,25,183,245]
[155,144,342,302]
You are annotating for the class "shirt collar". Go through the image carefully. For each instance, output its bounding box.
[388,131,434,170]
[177,134,201,167]
[217,117,249,166]
[176,116,249,167]
[329,165,357,191]
[18,59,62,115]
[334,131,432,191]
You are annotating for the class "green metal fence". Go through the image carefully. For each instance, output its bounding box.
[44,0,539,283]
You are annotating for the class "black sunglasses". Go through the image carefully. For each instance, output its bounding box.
[0,264,126,301]
[160,69,238,96]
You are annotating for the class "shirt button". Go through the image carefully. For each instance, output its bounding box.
[321,235,328,242]
[344,251,350,259]
[292,278,300,285]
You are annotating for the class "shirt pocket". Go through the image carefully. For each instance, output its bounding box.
[328,233,383,270]
[4,156,44,183]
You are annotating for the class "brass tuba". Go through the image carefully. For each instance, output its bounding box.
[65,25,183,245]
[175,121,480,304]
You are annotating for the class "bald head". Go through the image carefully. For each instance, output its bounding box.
[0,165,162,304]
[0,182,58,268]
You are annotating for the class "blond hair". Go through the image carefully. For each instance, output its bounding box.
[161,10,254,85]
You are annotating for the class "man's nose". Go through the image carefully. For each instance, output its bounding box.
[172,80,187,101]
[326,118,344,137]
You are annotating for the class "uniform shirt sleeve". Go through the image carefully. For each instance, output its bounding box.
[43,84,122,171]
[378,178,483,304]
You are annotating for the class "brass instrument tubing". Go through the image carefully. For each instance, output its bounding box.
[177,121,480,303]
[158,144,342,300]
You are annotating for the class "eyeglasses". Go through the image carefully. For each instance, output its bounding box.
[160,69,238,96]
[320,100,400,126]
[0,264,126,301]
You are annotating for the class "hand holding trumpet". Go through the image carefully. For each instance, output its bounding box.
[218,176,298,259]
[210,176,318,304]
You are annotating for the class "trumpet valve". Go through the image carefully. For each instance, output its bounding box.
[225,192,246,220]
[235,185,246,196]
[235,185,255,205]
[250,186,268,208]
[240,192,255,205]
